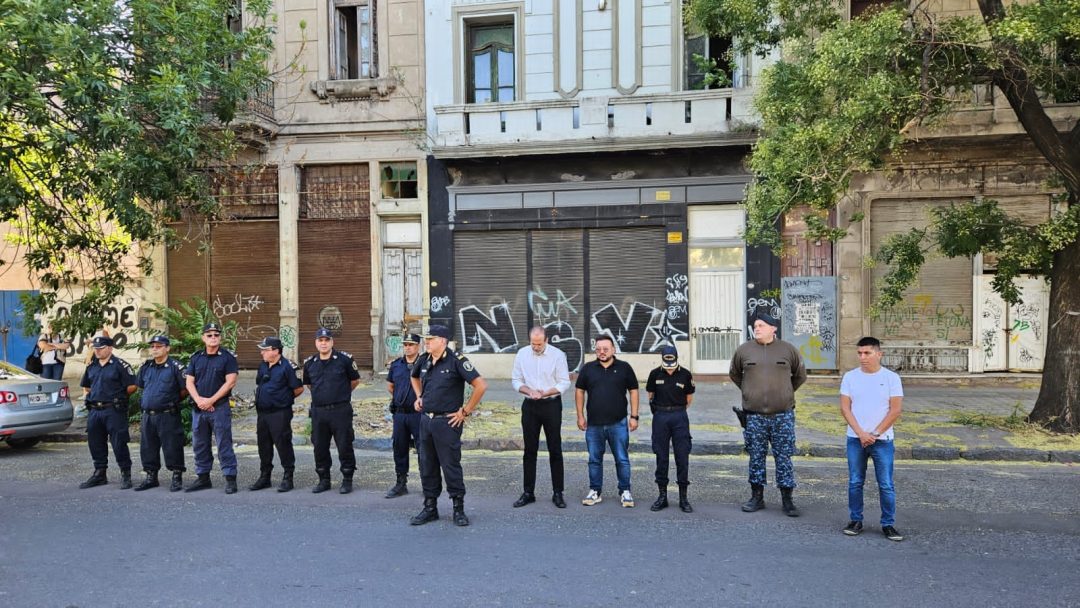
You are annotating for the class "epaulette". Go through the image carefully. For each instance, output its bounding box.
[222,348,236,357]
[303,355,317,365]
[455,351,466,360]
[337,350,354,359]
[289,358,300,370]
[118,358,135,372]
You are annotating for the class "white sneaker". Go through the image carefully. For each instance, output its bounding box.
[582,489,602,506]
[621,490,634,508]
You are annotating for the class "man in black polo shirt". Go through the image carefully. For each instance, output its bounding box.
[134,335,187,492]
[302,328,361,494]
[250,337,304,492]
[575,334,640,508]
[409,325,487,527]
[79,336,138,489]
[645,345,696,513]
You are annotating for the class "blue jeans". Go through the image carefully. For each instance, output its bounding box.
[847,437,896,526]
[41,363,65,380]
[586,418,631,493]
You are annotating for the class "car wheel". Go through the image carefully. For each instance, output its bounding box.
[7,438,42,449]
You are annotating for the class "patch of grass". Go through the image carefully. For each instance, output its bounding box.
[951,403,1029,431]
[694,423,743,434]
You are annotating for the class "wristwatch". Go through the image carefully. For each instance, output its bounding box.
[630,415,640,421]
[870,431,881,437]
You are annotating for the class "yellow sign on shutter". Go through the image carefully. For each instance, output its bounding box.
[667,231,683,244]
[655,190,672,201]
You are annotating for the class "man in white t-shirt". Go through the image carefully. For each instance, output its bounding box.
[839,336,904,542]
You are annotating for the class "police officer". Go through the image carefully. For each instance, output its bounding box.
[303,328,360,494]
[409,325,487,527]
[134,335,187,492]
[385,333,423,498]
[78,336,137,489]
[249,337,304,492]
[645,345,696,513]
[184,322,240,494]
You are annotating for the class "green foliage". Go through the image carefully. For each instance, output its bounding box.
[0,0,275,338]
[686,0,1080,308]
[690,53,734,89]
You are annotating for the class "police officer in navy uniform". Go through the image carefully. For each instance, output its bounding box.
[303,327,361,494]
[409,325,487,527]
[645,345,696,513]
[134,335,188,492]
[78,336,138,489]
[385,333,423,498]
[184,322,240,494]
[249,337,304,492]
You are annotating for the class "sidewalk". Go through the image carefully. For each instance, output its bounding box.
[44,373,1080,463]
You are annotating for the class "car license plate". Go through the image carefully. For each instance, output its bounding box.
[28,393,50,405]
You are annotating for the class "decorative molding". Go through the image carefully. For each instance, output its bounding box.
[432,132,757,159]
[553,0,583,98]
[611,0,642,95]
[309,76,399,101]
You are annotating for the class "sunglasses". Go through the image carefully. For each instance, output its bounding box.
[204,333,222,338]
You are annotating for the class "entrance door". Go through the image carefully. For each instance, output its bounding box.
[382,221,424,363]
[688,206,746,374]
[976,275,1050,372]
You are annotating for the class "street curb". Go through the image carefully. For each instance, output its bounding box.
[36,430,1070,464]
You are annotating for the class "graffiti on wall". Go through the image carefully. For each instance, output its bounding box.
[430,296,451,314]
[665,273,689,322]
[591,302,687,353]
[54,299,140,355]
[878,294,972,341]
[458,303,520,353]
[528,286,584,372]
[213,292,277,348]
[781,277,837,370]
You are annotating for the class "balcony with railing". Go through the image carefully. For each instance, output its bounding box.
[431,89,757,159]
[201,77,277,143]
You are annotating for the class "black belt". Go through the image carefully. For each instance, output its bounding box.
[523,396,561,402]
[87,400,123,410]
[313,401,351,409]
[425,411,455,418]
[144,407,179,416]
[655,406,687,412]
[747,410,791,418]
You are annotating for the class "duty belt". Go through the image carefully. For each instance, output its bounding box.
[746,410,791,418]
[424,411,455,418]
[313,401,351,410]
[144,406,180,416]
[654,406,687,412]
[86,400,123,410]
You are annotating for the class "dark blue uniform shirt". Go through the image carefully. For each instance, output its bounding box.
[303,350,360,406]
[256,357,302,410]
[80,356,137,403]
[646,366,696,407]
[575,357,638,425]
[184,349,239,407]
[137,357,186,410]
[410,350,480,414]
[388,356,419,412]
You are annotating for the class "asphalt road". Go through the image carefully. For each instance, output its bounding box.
[2,443,1079,607]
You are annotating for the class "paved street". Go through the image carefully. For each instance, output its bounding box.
[2,442,1079,607]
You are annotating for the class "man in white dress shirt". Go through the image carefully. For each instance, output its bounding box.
[511,327,572,509]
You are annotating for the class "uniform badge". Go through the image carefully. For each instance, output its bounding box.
[463,361,474,372]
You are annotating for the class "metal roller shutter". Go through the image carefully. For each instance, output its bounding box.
[166,224,210,310]
[208,221,282,367]
[870,199,972,345]
[587,227,667,353]
[530,230,586,371]
[453,231,527,353]
[297,219,373,367]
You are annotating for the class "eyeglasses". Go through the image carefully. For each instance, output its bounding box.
[204,333,221,338]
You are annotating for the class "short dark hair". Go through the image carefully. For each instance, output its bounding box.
[856,336,882,350]
[594,335,615,348]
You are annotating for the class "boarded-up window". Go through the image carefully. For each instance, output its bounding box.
[209,165,279,219]
[870,199,972,345]
[300,164,371,219]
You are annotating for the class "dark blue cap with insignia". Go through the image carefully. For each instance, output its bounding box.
[402,333,421,344]
[755,313,780,328]
[149,335,170,346]
[424,325,452,340]
[315,327,333,339]
[258,336,283,350]
[92,336,114,348]
[660,345,679,368]
[202,322,222,334]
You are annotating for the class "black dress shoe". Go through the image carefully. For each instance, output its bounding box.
[513,492,536,508]
[552,492,567,509]
[184,474,212,493]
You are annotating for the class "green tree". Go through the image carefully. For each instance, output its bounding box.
[0,0,274,337]
[686,0,1080,431]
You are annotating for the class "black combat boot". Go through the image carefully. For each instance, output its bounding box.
[452,497,469,527]
[741,483,765,512]
[249,469,272,491]
[169,471,184,492]
[780,487,800,517]
[224,475,238,494]
[678,484,693,513]
[650,486,669,512]
[410,497,439,525]
[184,473,212,492]
[79,468,108,489]
[134,470,159,491]
[338,470,353,494]
[312,470,332,494]
[119,468,133,490]
[278,468,294,493]
[385,473,408,498]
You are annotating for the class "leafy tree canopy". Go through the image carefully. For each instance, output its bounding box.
[0,0,274,337]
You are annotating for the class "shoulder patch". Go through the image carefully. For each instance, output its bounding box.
[463,360,475,372]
